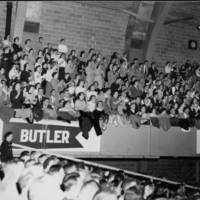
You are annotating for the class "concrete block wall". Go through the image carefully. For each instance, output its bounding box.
[151,3,200,65]
[39,1,129,56]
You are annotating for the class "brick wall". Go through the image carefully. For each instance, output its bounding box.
[151,3,200,65]
[39,1,129,56]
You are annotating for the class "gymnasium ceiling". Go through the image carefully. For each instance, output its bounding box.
[79,1,200,26]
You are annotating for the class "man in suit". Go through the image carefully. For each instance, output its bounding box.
[0,132,13,162]
[35,88,46,109]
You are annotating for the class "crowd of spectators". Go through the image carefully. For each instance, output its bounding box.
[1,35,200,135]
[0,148,200,200]
[0,34,200,200]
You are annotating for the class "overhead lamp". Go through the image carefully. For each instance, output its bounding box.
[196,25,200,30]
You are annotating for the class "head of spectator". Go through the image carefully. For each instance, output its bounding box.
[19,151,30,162]
[3,131,13,143]
[93,189,118,200]
[124,185,143,200]
[38,154,48,165]
[62,172,81,199]
[63,161,78,174]
[47,164,64,185]
[39,36,43,44]
[43,156,60,172]
[13,36,19,45]
[78,180,100,200]
[25,39,31,47]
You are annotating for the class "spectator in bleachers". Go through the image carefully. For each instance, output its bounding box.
[58,38,68,54]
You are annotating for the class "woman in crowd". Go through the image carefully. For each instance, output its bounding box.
[75,80,87,96]
[10,82,24,109]
[75,92,87,112]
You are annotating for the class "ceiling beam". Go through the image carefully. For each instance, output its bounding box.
[99,2,155,23]
[144,2,172,61]
[164,17,194,25]
[121,9,155,23]
[142,1,155,5]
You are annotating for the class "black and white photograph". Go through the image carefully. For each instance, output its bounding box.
[0,1,200,200]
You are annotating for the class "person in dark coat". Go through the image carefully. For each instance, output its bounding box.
[148,62,158,80]
[0,131,13,162]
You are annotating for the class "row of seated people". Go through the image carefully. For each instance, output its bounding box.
[0,36,200,135]
[0,132,199,200]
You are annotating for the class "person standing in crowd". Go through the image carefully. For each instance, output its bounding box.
[58,38,68,54]
[35,36,45,52]
[0,131,13,162]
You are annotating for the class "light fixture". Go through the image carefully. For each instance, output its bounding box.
[196,25,200,30]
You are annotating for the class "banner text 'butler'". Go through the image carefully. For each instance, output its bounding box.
[20,129,70,143]
[3,122,83,149]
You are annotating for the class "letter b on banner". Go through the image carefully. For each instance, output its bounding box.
[20,129,29,142]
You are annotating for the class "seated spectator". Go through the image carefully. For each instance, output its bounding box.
[86,84,98,101]
[28,164,65,200]
[94,63,105,90]
[128,81,142,99]
[10,82,24,109]
[78,180,100,200]
[59,100,80,119]
[75,80,87,95]
[49,89,60,109]
[148,62,158,80]
[20,63,31,84]
[75,92,87,111]
[35,36,45,52]
[24,39,32,54]
[3,35,12,48]
[12,36,23,54]
[42,97,57,119]
[34,65,43,84]
[0,79,10,105]
[107,64,119,87]
[86,58,97,86]
[93,189,118,200]
[9,63,21,82]
[50,72,63,93]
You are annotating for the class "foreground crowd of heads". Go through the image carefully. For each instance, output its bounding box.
[0,150,200,200]
[1,36,200,129]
